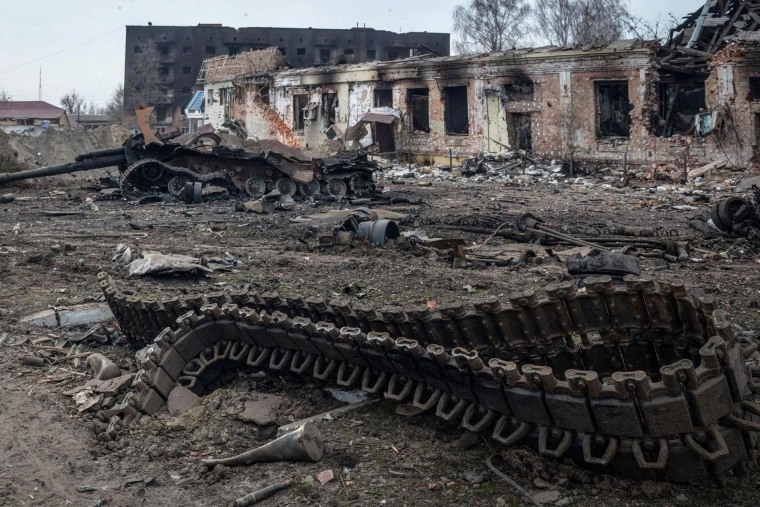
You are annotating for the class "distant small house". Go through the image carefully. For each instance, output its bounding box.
[74,114,119,130]
[0,101,71,133]
[184,91,205,133]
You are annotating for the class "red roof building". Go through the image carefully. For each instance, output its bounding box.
[0,101,71,131]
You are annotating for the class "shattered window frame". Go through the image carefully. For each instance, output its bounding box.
[375,89,393,108]
[407,88,430,134]
[596,81,631,139]
[205,46,216,56]
[366,49,376,61]
[444,85,469,136]
[319,48,330,64]
[322,92,337,128]
[750,77,760,101]
[658,81,706,137]
[293,94,309,133]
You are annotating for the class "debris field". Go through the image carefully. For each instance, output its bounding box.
[3,139,760,507]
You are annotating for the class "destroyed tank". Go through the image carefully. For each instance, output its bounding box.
[0,106,376,200]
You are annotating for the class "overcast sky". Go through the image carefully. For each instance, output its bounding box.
[0,0,700,108]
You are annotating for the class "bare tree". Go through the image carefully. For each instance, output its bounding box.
[0,89,11,102]
[533,0,576,47]
[452,0,532,54]
[532,0,631,47]
[627,13,679,44]
[126,41,163,111]
[105,84,124,120]
[573,0,631,45]
[60,90,86,114]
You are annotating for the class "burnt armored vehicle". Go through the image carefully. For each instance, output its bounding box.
[0,107,377,200]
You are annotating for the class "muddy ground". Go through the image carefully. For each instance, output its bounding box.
[2,165,760,507]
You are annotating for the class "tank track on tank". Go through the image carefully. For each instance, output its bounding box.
[119,158,241,201]
[97,272,760,484]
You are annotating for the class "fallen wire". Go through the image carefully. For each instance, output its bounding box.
[486,454,541,507]
[470,222,510,255]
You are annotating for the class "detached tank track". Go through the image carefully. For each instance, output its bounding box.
[119,158,241,201]
[97,272,760,483]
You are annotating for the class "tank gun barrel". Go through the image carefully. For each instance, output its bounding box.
[0,152,127,186]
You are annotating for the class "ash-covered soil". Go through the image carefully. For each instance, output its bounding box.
[1,169,760,506]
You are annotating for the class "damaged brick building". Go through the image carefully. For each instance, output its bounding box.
[199,0,760,169]
[124,24,449,131]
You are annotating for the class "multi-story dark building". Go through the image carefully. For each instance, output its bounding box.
[124,24,450,130]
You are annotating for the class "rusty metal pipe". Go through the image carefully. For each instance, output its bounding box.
[229,480,293,507]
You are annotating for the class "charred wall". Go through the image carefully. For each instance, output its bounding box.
[201,42,760,168]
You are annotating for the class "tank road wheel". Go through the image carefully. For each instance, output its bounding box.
[298,179,321,196]
[326,178,347,199]
[141,162,164,182]
[167,176,189,198]
[184,182,203,204]
[244,177,267,198]
[275,177,297,197]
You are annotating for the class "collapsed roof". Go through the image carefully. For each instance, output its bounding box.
[662,0,760,74]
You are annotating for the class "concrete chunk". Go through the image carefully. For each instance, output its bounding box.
[58,304,114,328]
[167,385,200,416]
[238,394,284,426]
[20,309,58,328]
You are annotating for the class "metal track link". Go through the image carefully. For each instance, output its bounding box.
[119,158,240,201]
[96,272,760,483]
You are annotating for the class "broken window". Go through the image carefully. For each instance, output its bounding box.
[750,77,760,101]
[408,88,430,133]
[322,92,337,127]
[133,46,142,54]
[596,82,630,138]
[159,46,169,57]
[659,81,706,136]
[183,45,192,54]
[444,86,469,135]
[508,114,532,150]
[155,106,167,122]
[207,89,214,104]
[279,47,287,56]
[388,49,400,60]
[319,49,330,64]
[182,66,192,75]
[367,49,376,61]
[293,94,309,132]
[297,47,306,56]
[345,48,354,55]
[375,89,393,108]
[205,46,216,55]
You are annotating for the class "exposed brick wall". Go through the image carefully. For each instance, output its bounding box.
[200,45,759,168]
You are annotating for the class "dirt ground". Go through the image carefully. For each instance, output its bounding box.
[2,161,760,507]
